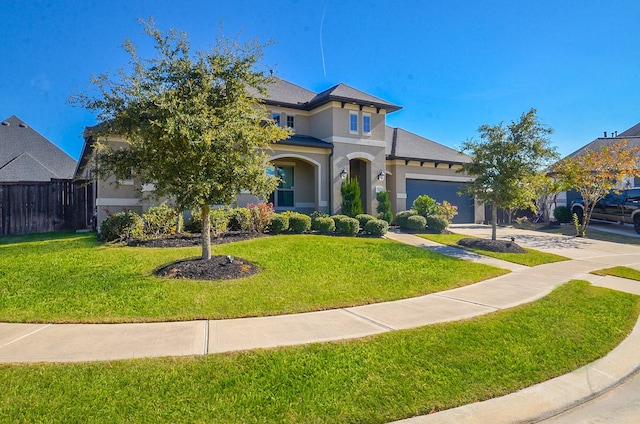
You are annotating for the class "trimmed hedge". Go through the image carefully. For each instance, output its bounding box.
[553,206,572,223]
[364,218,389,236]
[270,214,290,234]
[336,216,360,235]
[426,215,449,234]
[356,214,376,228]
[288,212,312,234]
[100,211,144,242]
[405,215,427,231]
[142,204,180,237]
[314,216,335,234]
[395,209,418,229]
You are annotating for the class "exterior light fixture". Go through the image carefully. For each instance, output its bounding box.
[377,171,385,181]
[340,169,348,179]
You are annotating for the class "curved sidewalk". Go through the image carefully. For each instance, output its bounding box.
[2,225,640,423]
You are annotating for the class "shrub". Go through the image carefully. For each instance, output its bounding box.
[248,202,275,233]
[142,204,180,237]
[364,218,389,236]
[413,195,438,217]
[270,213,289,234]
[311,211,330,231]
[355,214,375,229]
[405,215,427,231]
[340,177,363,217]
[436,200,458,222]
[288,212,312,233]
[314,216,335,234]
[376,190,393,223]
[426,215,449,234]
[336,216,360,235]
[228,207,251,232]
[395,209,418,228]
[100,211,144,242]
[210,208,230,238]
[553,206,572,223]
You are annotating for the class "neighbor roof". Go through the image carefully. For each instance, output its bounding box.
[262,78,402,113]
[565,120,640,159]
[0,115,76,182]
[385,126,470,164]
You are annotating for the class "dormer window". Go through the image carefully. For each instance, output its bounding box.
[362,113,371,135]
[349,111,358,134]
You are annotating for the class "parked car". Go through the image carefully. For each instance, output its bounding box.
[571,188,640,234]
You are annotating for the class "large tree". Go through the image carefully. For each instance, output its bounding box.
[459,108,558,240]
[71,20,289,259]
[552,140,640,237]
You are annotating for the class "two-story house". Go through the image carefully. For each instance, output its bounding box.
[76,78,481,226]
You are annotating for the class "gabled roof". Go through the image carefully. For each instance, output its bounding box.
[262,78,402,113]
[0,115,76,182]
[565,121,640,159]
[385,126,470,164]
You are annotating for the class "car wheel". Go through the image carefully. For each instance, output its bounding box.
[634,215,640,234]
[572,207,584,224]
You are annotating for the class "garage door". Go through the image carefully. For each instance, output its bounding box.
[406,179,474,223]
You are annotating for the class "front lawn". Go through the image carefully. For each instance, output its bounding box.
[1,281,637,423]
[0,232,508,323]
[592,266,640,281]
[418,233,570,266]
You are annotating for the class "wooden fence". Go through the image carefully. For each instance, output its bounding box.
[0,179,94,236]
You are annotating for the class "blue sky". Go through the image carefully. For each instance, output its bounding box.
[2,0,640,160]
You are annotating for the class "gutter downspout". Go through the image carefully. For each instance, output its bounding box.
[328,145,334,214]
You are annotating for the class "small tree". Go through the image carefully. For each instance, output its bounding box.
[459,108,558,240]
[552,140,640,237]
[341,177,363,217]
[376,190,393,223]
[70,20,289,259]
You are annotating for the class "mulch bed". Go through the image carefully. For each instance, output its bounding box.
[156,256,260,280]
[127,231,265,248]
[457,237,527,253]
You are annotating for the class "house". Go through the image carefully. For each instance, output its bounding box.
[1,115,89,235]
[0,115,76,182]
[561,123,640,207]
[76,78,482,226]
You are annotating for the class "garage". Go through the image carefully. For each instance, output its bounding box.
[406,179,475,223]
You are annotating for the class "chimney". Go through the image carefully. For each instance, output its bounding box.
[604,131,607,138]
[615,131,618,137]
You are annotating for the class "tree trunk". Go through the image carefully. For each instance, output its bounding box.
[491,203,498,241]
[201,204,212,260]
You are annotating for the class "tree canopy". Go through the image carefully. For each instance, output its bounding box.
[459,108,558,240]
[71,20,289,259]
[552,140,640,237]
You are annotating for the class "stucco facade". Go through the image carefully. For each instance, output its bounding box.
[76,78,483,226]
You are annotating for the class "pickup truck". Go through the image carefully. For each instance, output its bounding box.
[571,188,640,234]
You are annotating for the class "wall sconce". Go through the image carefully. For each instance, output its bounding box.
[340,168,348,179]
[377,171,385,181]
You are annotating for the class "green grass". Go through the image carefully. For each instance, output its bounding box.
[0,232,508,323]
[1,281,637,423]
[417,233,570,266]
[592,266,640,281]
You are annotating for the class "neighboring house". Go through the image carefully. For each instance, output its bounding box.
[1,115,90,235]
[560,123,640,207]
[0,115,76,182]
[76,78,481,226]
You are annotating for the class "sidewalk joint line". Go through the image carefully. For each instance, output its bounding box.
[203,321,209,355]
[0,324,52,350]
[433,294,501,310]
[341,309,394,331]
